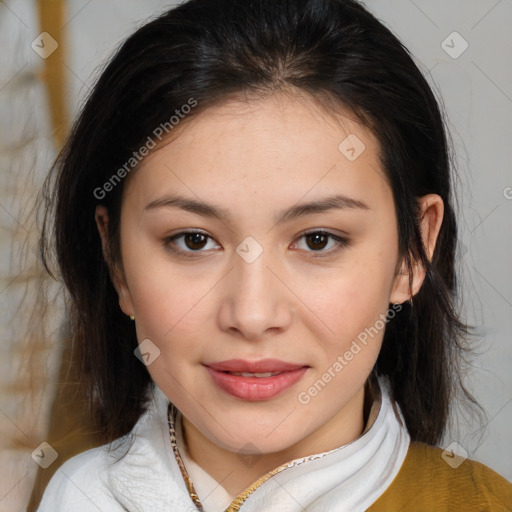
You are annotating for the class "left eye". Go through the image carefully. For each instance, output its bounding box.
[293,231,348,254]
[165,231,220,253]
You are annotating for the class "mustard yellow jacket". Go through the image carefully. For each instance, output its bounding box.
[369,442,512,511]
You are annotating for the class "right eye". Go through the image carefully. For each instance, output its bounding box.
[163,231,221,257]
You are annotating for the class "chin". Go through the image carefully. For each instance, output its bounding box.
[199,409,313,455]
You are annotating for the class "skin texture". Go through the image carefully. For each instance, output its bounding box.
[96,91,443,497]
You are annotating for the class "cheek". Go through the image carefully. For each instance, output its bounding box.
[305,258,396,331]
[120,232,214,351]
[127,268,213,400]
[294,249,397,373]
[131,271,214,347]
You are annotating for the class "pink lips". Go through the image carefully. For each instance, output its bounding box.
[204,359,309,401]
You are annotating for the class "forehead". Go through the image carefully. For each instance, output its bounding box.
[123,91,390,214]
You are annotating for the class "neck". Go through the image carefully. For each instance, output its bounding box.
[182,384,369,498]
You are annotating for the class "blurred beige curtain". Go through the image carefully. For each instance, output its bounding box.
[29,3,102,511]
[37,0,68,149]
[0,1,99,511]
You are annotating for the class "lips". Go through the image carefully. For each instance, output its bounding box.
[206,358,306,373]
[204,359,309,401]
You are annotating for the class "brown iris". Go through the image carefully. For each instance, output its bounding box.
[305,232,329,250]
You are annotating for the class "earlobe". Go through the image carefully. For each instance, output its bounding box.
[390,194,444,304]
[390,258,424,305]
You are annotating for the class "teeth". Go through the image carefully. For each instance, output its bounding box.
[228,371,281,377]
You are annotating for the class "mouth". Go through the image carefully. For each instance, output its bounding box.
[222,371,283,377]
[203,359,309,401]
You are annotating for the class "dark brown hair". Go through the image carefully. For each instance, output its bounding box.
[41,0,480,446]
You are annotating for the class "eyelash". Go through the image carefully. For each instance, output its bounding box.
[162,229,349,259]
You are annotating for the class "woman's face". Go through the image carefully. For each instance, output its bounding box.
[108,92,409,455]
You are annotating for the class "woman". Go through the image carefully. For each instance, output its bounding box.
[36,0,512,510]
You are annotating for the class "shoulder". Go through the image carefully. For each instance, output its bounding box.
[36,442,130,512]
[36,385,177,511]
[369,441,512,511]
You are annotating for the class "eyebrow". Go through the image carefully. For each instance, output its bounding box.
[144,193,370,225]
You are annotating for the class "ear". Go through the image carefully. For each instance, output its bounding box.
[390,194,444,304]
[95,205,135,318]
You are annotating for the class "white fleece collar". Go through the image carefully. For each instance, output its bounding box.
[108,376,410,512]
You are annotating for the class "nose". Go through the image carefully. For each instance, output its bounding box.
[217,246,293,341]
